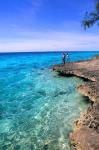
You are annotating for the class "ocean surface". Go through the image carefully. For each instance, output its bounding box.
[0,51,99,150]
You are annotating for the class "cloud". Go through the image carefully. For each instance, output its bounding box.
[0,31,99,52]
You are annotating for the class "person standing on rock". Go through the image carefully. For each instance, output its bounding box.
[62,52,69,64]
[62,52,66,64]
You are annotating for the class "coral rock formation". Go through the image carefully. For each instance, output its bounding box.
[53,56,99,150]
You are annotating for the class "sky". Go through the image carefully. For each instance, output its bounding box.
[0,0,99,52]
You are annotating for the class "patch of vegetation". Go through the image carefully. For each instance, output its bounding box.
[82,1,99,29]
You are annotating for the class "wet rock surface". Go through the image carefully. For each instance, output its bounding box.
[53,56,99,150]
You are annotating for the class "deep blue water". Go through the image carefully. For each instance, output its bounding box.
[0,51,99,150]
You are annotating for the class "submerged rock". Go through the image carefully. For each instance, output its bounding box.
[43,144,49,150]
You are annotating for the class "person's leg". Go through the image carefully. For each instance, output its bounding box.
[63,58,65,64]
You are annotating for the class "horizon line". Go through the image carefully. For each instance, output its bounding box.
[0,50,99,54]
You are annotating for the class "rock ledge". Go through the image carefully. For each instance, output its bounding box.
[53,56,99,150]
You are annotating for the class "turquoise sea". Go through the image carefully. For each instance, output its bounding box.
[0,51,99,150]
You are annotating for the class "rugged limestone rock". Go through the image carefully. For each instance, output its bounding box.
[77,82,99,104]
[53,56,99,150]
[70,103,99,150]
[70,126,99,150]
[53,56,99,82]
[53,56,99,103]
[75,104,99,131]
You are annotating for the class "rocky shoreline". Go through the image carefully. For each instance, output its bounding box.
[53,55,99,150]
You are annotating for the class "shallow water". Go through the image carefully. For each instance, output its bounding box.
[0,52,99,150]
